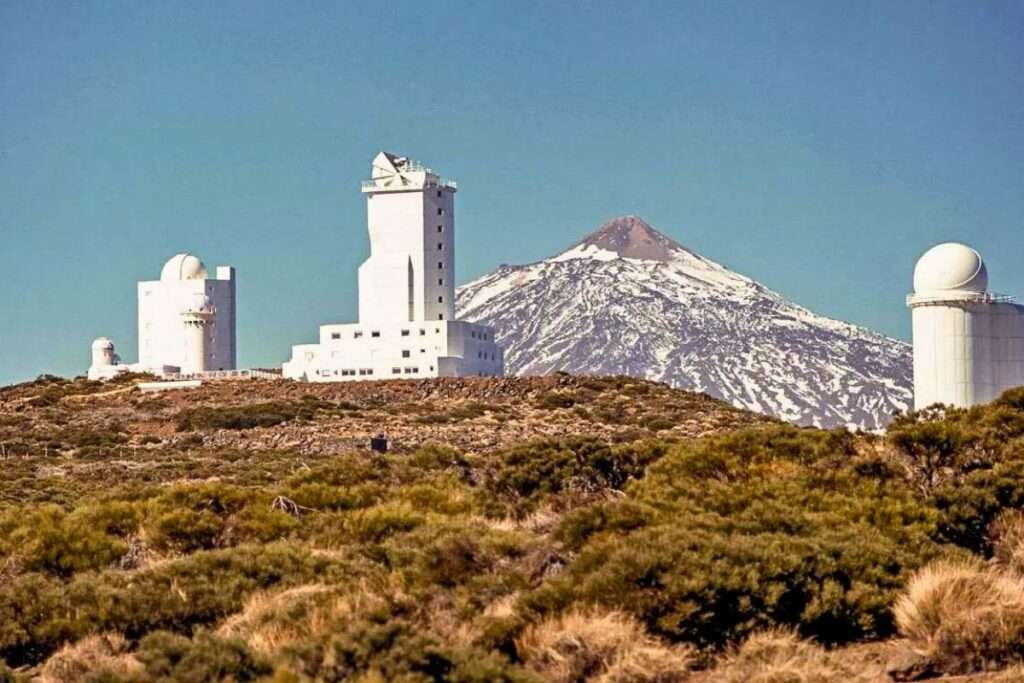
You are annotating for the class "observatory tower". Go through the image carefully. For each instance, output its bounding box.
[908,242,1024,409]
[88,253,237,380]
[283,152,504,382]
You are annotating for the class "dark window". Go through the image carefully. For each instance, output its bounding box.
[438,313,444,320]
[437,225,443,233]
[437,208,443,215]
[438,278,443,286]
[401,329,409,336]
[437,190,442,197]
[392,367,401,374]
[438,296,443,303]
[437,242,443,250]
[438,262,444,269]
[354,331,363,339]
[371,331,380,338]
[402,350,410,358]
[419,329,426,336]
[331,332,341,340]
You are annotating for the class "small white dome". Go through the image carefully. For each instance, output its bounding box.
[913,242,988,294]
[91,337,114,350]
[161,253,208,281]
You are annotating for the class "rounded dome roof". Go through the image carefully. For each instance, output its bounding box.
[913,242,988,294]
[91,337,114,349]
[161,253,208,281]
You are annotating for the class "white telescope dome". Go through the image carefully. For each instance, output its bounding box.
[161,253,208,281]
[913,242,988,294]
[91,337,114,350]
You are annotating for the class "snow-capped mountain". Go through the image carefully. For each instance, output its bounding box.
[456,215,912,430]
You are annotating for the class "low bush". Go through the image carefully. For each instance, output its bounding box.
[36,633,140,683]
[525,425,941,647]
[126,631,269,682]
[175,399,330,431]
[484,438,669,514]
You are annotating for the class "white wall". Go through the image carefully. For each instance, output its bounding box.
[912,300,1024,409]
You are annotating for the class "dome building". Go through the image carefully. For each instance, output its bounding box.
[908,242,1024,409]
[88,253,236,380]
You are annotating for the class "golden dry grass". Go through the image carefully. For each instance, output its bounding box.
[36,633,141,683]
[704,630,882,683]
[991,509,1024,574]
[217,582,392,657]
[894,559,1024,674]
[516,608,693,683]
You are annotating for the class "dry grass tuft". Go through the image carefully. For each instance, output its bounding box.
[705,629,880,683]
[894,559,1024,674]
[217,582,390,656]
[36,633,141,683]
[516,608,692,683]
[991,509,1024,573]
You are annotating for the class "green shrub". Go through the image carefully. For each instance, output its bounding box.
[526,426,942,648]
[175,400,329,431]
[0,543,364,667]
[132,631,271,682]
[485,438,669,514]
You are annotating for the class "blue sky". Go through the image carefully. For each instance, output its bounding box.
[2,1,1022,386]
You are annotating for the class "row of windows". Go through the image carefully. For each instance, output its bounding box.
[477,351,497,361]
[470,330,489,341]
[393,367,423,375]
[333,328,442,341]
[318,368,374,377]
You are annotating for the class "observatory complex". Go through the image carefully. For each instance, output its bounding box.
[88,253,237,380]
[908,242,1024,410]
[283,152,504,382]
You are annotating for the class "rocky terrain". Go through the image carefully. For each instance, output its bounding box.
[458,215,913,431]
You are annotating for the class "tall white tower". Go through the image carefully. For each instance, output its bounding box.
[908,242,1024,409]
[358,152,455,324]
[282,151,504,382]
[181,294,217,374]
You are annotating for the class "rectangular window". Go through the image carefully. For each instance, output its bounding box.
[331,332,341,340]
[438,296,443,303]
[392,367,401,375]
[354,331,363,339]
[471,331,476,339]
[437,208,443,216]
[402,350,410,358]
[371,331,380,338]
[438,262,444,269]
[437,225,443,233]
[419,329,426,336]
[438,278,443,286]
[438,314,444,320]
[437,242,443,250]
[437,190,442,198]
[401,329,409,336]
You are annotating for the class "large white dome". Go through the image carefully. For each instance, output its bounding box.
[161,253,208,281]
[913,242,988,294]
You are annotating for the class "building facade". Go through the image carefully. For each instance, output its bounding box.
[88,253,237,380]
[908,242,1024,410]
[283,152,503,382]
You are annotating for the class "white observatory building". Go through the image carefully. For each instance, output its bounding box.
[89,253,237,380]
[908,242,1024,410]
[283,152,504,382]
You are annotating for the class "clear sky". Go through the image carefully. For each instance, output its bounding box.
[2,1,1022,386]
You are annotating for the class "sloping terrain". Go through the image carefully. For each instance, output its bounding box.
[458,215,912,431]
[2,374,1024,682]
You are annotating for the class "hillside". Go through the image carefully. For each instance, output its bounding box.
[2,374,1024,682]
[457,215,912,431]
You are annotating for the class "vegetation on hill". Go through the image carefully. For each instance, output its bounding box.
[0,376,1023,680]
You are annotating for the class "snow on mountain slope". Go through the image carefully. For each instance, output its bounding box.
[456,215,912,430]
